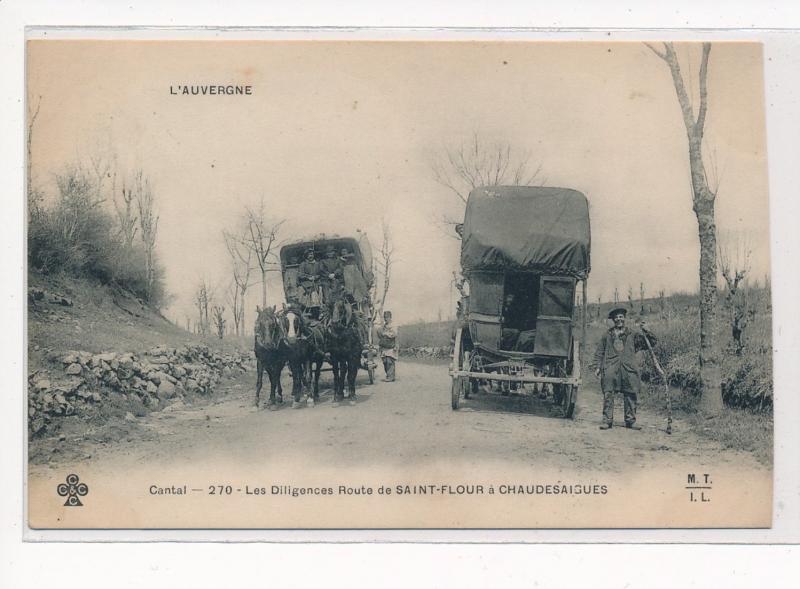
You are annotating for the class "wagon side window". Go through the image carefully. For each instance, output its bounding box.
[469,273,504,315]
[538,277,575,318]
[533,276,576,357]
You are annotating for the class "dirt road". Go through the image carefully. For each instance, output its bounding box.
[28,360,773,528]
[31,360,766,476]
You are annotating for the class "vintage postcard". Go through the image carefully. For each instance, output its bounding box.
[25,37,773,529]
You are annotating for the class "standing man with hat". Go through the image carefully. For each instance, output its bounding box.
[592,307,658,430]
[376,310,398,382]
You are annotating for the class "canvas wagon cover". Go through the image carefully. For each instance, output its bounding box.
[461,186,591,278]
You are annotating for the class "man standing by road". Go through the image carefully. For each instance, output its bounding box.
[592,307,658,430]
[377,310,398,382]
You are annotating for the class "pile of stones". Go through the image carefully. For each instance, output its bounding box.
[400,346,451,360]
[28,343,254,436]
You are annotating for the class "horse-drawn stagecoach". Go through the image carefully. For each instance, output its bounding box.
[279,233,379,384]
[450,186,591,417]
[253,233,378,409]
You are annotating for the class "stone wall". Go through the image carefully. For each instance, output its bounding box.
[28,343,254,436]
[400,346,451,360]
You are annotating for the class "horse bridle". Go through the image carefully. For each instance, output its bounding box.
[280,310,306,344]
[257,312,283,350]
[330,300,353,329]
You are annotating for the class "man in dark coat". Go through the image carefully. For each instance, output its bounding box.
[298,248,321,306]
[320,244,344,302]
[592,307,658,430]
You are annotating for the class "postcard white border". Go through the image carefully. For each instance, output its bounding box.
[3,0,800,585]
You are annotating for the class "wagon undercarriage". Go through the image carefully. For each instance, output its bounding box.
[449,327,581,417]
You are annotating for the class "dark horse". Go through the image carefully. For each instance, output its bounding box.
[324,298,363,406]
[300,314,326,407]
[254,305,307,409]
[254,306,285,409]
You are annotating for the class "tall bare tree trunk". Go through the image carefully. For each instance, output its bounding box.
[261,269,267,308]
[647,42,723,415]
[133,170,159,302]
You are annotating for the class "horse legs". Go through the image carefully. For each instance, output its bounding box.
[330,357,343,404]
[312,356,322,400]
[346,354,359,404]
[302,358,311,391]
[255,356,263,408]
[290,359,304,406]
[275,360,284,403]
[267,359,285,408]
[267,362,277,407]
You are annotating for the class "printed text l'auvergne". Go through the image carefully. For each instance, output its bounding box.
[170,85,253,96]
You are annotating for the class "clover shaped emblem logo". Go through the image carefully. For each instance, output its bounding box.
[57,474,89,507]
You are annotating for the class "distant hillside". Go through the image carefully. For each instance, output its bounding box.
[27,271,247,375]
[396,290,766,350]
[27,271,255,446]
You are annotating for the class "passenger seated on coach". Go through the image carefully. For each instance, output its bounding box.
[320,244,344,302]
[340,246,367,305]
[298,248,322,307]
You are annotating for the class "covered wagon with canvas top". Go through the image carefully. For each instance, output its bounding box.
[450,186,591,417]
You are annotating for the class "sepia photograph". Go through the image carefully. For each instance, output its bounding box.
[25,37,773,529]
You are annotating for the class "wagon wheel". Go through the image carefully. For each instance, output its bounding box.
[555,384,576,418]
[450,376,463,411]
[451,328,466,410]
[561,339,579,418]
[564,385,577,418]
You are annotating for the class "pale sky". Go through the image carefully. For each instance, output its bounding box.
[28,40,770,326]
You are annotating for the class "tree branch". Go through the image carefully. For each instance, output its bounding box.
[661,43,698,135]
[696,43,712,135]
[644,42,667,60]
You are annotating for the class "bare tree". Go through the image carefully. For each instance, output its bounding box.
[225,281,242,337]
[223,226,255,336]
[115,179,138,249]
[719,237,752,355]
[627,285,635,311]
[658,289,668,320]
[132,170,159,301]
[613,287,620,305]
[26,94,43,210]
[211,305,226,340]
[194,279,212,336]
[646,41,723,415]
[54,166,105,245]
[87,151,115,204]
[370,219,395,323]
[235,197,284,307]
[639,282,646,315]
[432,132,544,231]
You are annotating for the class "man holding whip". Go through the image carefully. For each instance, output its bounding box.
[592,307,658,431]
